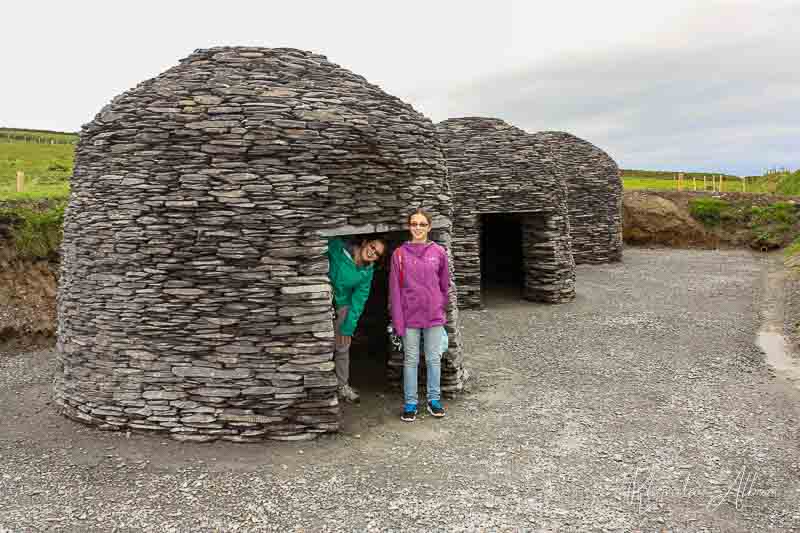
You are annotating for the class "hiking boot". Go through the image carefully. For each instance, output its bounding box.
[401,403,417,422]
[427,399,445,418]
[337,384,360,403]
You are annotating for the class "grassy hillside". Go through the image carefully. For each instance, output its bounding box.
[688,197,799,249]
[623,173,762,192]
[623,168,800,194]
[0,128,77,144]
[752,170,800,196]
[621,169,738,180]
[0,129,75,200]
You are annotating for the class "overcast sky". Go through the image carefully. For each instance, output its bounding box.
[3,0,798,176]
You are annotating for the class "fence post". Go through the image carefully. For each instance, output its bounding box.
[16,170,25,192]
[719,175,723,192]
[693,176,697,191]
[703,176,707,190]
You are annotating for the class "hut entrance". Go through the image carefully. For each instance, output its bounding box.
[344,231,407,394]
[480,213,524,300]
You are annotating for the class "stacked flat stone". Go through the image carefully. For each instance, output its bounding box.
[55,46,464,442]
[436,118,576,309]
[532,131,623,264]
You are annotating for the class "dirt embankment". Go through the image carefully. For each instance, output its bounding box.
[623,191,709,246]
[0,208,59,347]
[623,190,800,248]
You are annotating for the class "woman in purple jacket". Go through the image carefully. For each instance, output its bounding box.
[389,209,449,422]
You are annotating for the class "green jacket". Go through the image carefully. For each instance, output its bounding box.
[327,238,374,336]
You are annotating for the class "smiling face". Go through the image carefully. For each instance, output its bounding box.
[409,213,431,242]
[359,239,385,264]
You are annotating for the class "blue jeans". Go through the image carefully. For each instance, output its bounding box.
[402,326,444,405]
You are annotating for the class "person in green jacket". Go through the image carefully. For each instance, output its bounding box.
[327,236,386,402]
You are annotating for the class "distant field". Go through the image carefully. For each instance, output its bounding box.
[621,168,738,180]
[0,127,77,145]
[624,172,800,195]
[0,129,75,200]
[0,142,74,180]
[623,177,682,191]
[622,174,761,192]
[0,181,70,200]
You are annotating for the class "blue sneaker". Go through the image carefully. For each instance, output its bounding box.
[427,399,445,418]
[401,403,417,422]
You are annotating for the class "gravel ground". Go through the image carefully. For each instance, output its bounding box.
[1,248,800,532]
[785,260,800,352]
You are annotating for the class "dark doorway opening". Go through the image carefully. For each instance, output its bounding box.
[346,231,407,393]
[480,213,524,298]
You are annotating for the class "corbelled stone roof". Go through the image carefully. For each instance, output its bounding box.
[437,117,575,308]
[55,46,462,442]
[531,131,622,264]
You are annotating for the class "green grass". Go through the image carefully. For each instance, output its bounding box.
[0,181,70,201]
[0,136,73,200]
[750,202,798,226]
[748,202,799,249]
[623,177,678,190]
[688,197,800,249]
[0,127,77,144]
[775,171,800,196]
[622,174,759,192]
[0,142,74,181]
[622,167,800,194]
[688,197,730,226]
[0,201,66,259]
[785,236,800,258]
[739,171,800,196]
[621,169,738,180]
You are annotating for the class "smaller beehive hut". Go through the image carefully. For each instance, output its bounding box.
[55,46,464,442]
[436,118,575,309]
[532,131,623,264]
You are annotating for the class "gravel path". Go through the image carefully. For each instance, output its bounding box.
[1,248,799,532]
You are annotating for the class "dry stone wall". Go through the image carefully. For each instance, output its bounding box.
[436,118,575,309]
[532,131,622,264]
[55,46,463,442]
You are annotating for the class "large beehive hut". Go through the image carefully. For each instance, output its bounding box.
[55,46,464,442]
[532,131,623,264]
[436,118,575,309]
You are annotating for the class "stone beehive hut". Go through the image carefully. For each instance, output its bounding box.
[436,118,575,309]
[532,131,623,264]
[55,46,464,442]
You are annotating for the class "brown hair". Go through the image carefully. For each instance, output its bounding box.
[407,208,433,226]
[356,235,388,268]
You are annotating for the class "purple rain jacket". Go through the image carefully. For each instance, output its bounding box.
[389,241,450,338]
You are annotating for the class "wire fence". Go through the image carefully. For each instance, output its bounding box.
[0,132,77,145]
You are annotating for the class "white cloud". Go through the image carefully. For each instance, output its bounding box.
[1,0,797,174]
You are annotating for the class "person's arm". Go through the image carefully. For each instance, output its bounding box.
[389,249,406,337]
[438,246,450,314]
[332,281,348,311]
[327,238,347,309]
[340,269,373,336]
